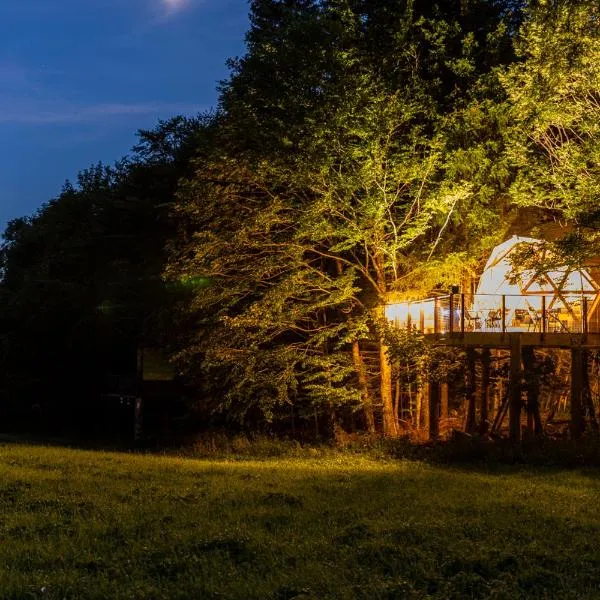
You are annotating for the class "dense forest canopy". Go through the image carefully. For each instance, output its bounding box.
[1,0,598,439]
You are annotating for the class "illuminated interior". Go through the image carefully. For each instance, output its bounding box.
[386,236,600,333]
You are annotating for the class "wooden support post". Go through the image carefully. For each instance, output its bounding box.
[501,295,506,334]
[571,346,584,439]
[429,381,440,441]
[421,379,430,431]
[420,308,425,333]
[509,334,522,442]
[583,297,589,334]
[480,348,491,434]
[434,297,440,334]
[465,347,477,434]
[542,296,547,334]
[449,294,454,333]
[522,346,543,437]
[582,349,598,432]
[441,382,449,420]
[460,294,465,334]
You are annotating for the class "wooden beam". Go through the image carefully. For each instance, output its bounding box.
[571,346,584,438]
[428,381,440,441]
[582,349,598,432]
[480,348,491,434]
[522,346,543,436]
[427,331,600,348]
[441,382,449,421]
[509,334,522,442]
[465,347,477,434]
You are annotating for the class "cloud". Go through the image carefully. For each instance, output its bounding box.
[0,101,207,125]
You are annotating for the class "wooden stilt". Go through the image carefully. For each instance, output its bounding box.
[522,346,543,436]
[571,346,584,438]
[422,379,430,434]
[509,334,522,442]
[441,382,449,419]
[582,350,598,431]
[480,349,491,434]
[428,381,440,441]
[465,347,477,433]
[415,383,423,430]
[491,387,509,436]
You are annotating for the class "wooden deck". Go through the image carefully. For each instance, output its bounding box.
[426,331,600,349]
[387,293,600,347]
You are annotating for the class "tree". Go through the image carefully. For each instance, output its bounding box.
[503,0,600,253]
[167,0,521,435]
[0,116,212,431]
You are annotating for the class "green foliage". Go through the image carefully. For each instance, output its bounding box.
[503,0,600,252]
[0,116,212,424]
[13,0,600,439]
[167,0,520,429]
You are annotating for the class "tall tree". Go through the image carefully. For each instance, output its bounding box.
[0,116,212,430]
[503,0,600,253]
[167,0,520,435]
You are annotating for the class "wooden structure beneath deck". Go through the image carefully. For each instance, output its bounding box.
[387,291,600,442]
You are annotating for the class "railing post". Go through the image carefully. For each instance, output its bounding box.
[434,297,440,334]
[542,295,547,334]
[460,294,465,334]
[583,296,589,334]
[501,295,506,334]
[449,294,454,333]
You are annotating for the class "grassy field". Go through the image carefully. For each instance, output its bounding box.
[1,444,600,599]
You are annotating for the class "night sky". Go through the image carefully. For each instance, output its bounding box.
[0,0,249,232]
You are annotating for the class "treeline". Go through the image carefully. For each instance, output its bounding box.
[1,0,598,439]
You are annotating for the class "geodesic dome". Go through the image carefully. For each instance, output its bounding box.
[473,235,600,323]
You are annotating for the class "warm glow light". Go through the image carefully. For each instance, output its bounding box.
[385,303,409,322]
[474,235,599,318]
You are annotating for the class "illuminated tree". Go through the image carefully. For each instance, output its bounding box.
[503,0,600,248]
[168,0,520,435]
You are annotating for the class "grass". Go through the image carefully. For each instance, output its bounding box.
[1,443,600,599]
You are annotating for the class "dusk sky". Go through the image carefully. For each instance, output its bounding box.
[0,0,249,232]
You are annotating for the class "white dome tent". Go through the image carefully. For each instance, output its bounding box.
[472,235,600,332]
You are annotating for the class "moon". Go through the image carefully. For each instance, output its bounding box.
[163,0,188,12]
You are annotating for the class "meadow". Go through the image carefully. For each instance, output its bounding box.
[1,442,600,599]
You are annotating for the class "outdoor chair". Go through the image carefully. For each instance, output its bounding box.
[485,310,501,330]
[464,309,482,331]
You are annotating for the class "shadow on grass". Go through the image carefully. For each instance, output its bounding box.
[1,439,600,599]
[4,429,600,477]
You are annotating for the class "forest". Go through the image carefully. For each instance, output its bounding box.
[1,0,599,444]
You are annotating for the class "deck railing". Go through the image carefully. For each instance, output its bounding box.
[386,293,599,335]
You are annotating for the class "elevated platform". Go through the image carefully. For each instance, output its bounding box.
[387,293,600,348]
[428,332,600,349]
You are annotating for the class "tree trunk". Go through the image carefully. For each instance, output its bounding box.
[428,380,440,441]
[352,340,375,434]
[375,303,397,437]
[379,337,398,437]
[394,377,401,427]
[415,384,422,430]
